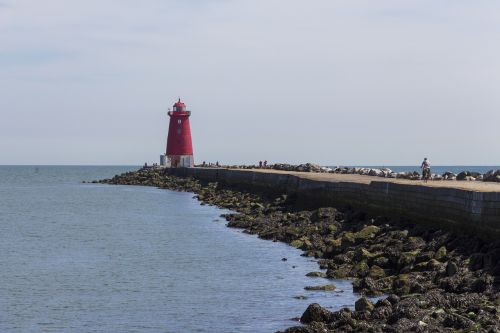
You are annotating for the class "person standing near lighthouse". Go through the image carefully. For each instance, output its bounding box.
[161,98,194,167]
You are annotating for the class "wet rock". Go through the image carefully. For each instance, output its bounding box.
[435,246,447,260]
[290,239,305,248]
[427,259,442,271]
[415,251,434,263]
[443,312,475,329]
[388,298,423,323]
[397,251,418,269]
[446,261,459,276]
[280,326,315,333]
[300,303,333,323]
[304,284,336,291]
[351,260,370,277]
[355,225,380,240]
[387,294,400,305]
[306,272,327,278]
[393,275,411,295]
[354,247,375,261]
[368,265,386,279]
[355,297,375,312]
[294,295,308,300]
[373,256,390,268]
[326,267,349,279]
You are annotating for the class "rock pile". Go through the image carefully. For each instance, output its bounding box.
[484,170,500,183]
[273,163,324,173]
[272,163,500,183]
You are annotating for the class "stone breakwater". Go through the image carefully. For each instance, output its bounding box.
[95,168,499,333]
[220,163,500,182]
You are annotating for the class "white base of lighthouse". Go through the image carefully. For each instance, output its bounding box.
[160,154,167,166]
[161,154,194,168]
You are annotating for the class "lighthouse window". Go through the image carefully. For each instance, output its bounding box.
[177,129,181,135]
[178,119,182,124]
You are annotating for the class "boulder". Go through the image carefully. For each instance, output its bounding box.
[355,225,380,240]
[304,284,336,291]
[355,297,375,312]
[300,303,333,323]
[483,169,500,182]
[427,259,443,271]
[369,265,386,279]
[434,246,447,260]
[446,261,458,276]
[306,272,327,278]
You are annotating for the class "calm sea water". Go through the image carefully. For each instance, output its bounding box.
[0,166,361,333]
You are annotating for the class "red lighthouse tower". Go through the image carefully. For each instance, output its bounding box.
[162,98,194,167]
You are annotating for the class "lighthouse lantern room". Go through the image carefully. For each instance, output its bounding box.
[160,98,194,167]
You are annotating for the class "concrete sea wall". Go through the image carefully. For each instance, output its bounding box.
[167,168,500,240]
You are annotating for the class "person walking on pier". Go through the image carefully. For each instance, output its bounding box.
[421,157,431,182]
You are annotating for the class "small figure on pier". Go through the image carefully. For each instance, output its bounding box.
[421,157,431,182]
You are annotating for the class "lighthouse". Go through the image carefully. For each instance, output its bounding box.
[160,98,194,167]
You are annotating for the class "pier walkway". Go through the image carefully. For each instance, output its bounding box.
[246,168,500,192]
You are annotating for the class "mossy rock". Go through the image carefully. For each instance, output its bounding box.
[434,246,447,260]
[354,225,381,240]
[398,251,419,266]
[327,224,338,233]
[355,297,375,312]
[414,261,429,271]
[290,239,304,248]
[306,271,327,278]
[354,247,375,261]
[326,267,349,279]
[372,256,389,267]
[393,274,411,295]
[285,226,301,237]
[326,238,342,249]
[341,232,356,246]
[351,261,370,277]
[427,259,442,270]
[415,251,434,263]
[368,265,386,279]
[304,284,336,291]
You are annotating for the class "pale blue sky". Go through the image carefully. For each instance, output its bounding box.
[1,0,499,165]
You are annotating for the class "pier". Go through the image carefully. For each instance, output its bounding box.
[167,167,500,240]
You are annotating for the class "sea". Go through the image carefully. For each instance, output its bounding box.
[0,166,363,333]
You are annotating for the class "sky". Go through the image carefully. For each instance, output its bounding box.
[0,0,499,166]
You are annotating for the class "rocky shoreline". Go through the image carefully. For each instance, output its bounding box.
[94,168,499,332]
